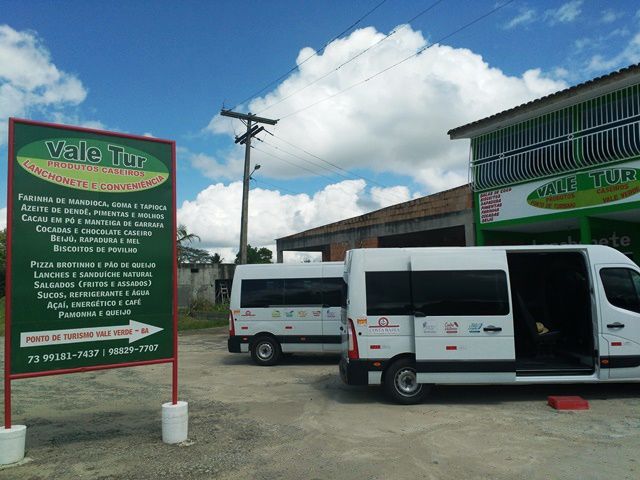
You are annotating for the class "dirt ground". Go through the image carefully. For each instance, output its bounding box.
[1,328,640,480]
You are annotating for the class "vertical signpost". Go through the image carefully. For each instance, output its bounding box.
[2,119,184,464]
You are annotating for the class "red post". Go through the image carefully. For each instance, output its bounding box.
[5,119,14,429]
[171,141,178,405]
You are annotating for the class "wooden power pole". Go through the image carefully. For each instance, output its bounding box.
[220,109,278,264]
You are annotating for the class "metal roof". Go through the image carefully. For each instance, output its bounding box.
[448,63,640,139]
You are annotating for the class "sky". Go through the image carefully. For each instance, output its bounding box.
[2,0,640,262]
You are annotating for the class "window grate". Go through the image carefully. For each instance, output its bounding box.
[470,84,640,191]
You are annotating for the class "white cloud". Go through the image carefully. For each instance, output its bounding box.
[0,207,6,230]
[0,24,88,145]
[504,9,536,29]
[587,32,640,73]
[601,9,623,24]
[177,179,414,254]
[202,25,566,192]
[545,1,583,25]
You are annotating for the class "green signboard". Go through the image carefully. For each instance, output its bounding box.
[526,167,640,210]
[6,119,176,377]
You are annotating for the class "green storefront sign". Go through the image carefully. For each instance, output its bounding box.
[6,119,176,377]
[526,167,640,210]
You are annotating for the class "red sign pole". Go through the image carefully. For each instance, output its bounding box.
[4,119,15,429]
[171,141,178,405]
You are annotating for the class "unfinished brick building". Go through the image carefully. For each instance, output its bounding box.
[276,184,474,262]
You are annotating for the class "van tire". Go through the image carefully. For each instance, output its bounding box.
[251,336,281,366]
[384,358,429,404]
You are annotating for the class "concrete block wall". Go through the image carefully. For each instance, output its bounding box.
[177,263,235,308]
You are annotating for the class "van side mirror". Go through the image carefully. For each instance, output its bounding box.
[414,311,426,318]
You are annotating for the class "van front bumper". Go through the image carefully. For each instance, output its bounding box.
[339,357,373,385]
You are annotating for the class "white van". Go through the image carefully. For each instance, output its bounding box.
[340,245,640,404]
[228,262,344,365]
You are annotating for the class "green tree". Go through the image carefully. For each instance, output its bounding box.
[179,245,223,264]
[176,224,223,264]
[177,224,200,245]
[235,245,273,264]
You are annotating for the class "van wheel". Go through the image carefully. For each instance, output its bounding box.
[384,358,429,404]
[251,337,281,366]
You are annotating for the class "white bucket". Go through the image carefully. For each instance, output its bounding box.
[161,401,188,444]
[0,425,27,465]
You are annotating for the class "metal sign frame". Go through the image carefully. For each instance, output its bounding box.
[4,118,178,429]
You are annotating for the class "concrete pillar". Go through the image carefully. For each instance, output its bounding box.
[580,216,592,245]
[464,222,476,246]
[276,249,284,263]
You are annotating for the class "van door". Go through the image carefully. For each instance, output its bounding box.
[596,265,640,379]
[322,276,343,352]
[411,250,516,384]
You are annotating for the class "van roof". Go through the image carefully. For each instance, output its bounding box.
[347,245,631,264]
[235,261,342,271]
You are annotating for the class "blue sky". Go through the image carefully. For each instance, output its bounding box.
[2,0,640,260]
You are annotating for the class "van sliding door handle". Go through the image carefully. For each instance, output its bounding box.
[483,326,502,332]
[607,322,625,329]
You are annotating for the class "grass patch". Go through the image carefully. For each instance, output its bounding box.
[178,314,227,331]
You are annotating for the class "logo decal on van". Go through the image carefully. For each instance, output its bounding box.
[422,321,436,335]
[272,310,281,318]
[468,322,483,333]
[298,311,307,318]
[241,310,256,317]
[368,317,400,335]
[312,311,321,317]
[445,322,459,334]
[285,310,294,318]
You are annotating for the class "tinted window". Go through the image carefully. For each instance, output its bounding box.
[366,272,412,316]
[284,278,323,305]
[322,277,344,307]
[412,270,509,316]
[241,279,284,308]
[600,268,640,314]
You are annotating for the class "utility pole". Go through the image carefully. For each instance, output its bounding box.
[220,109,278,264]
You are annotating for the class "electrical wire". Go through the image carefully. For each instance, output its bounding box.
[267,131,409,197]
[227,0,388,111]
[252,144,408,206]
[255,0,446,115]
[278,0,515,120]
[253,178,304,196]
[258,137,408,203]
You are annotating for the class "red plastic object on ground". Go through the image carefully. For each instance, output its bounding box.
[547,396,590,410]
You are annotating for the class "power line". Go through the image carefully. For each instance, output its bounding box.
[255,0,446,115]
[252,178,304,196]
[279,0,515,120]
[227,0,388,111]
[267,132,408,197]
[252,144,408,206]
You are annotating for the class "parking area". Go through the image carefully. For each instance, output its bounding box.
[2,328,640,479]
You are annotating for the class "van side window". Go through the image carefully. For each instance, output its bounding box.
[284,278,322,305]
[322,278,344,307]
[241,279,284,308]
[412,270,509,316]
[600,268,640,314]
[366,272,412,316]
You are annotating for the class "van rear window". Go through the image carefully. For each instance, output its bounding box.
[365,272,412,316]
[412,270,509,316]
